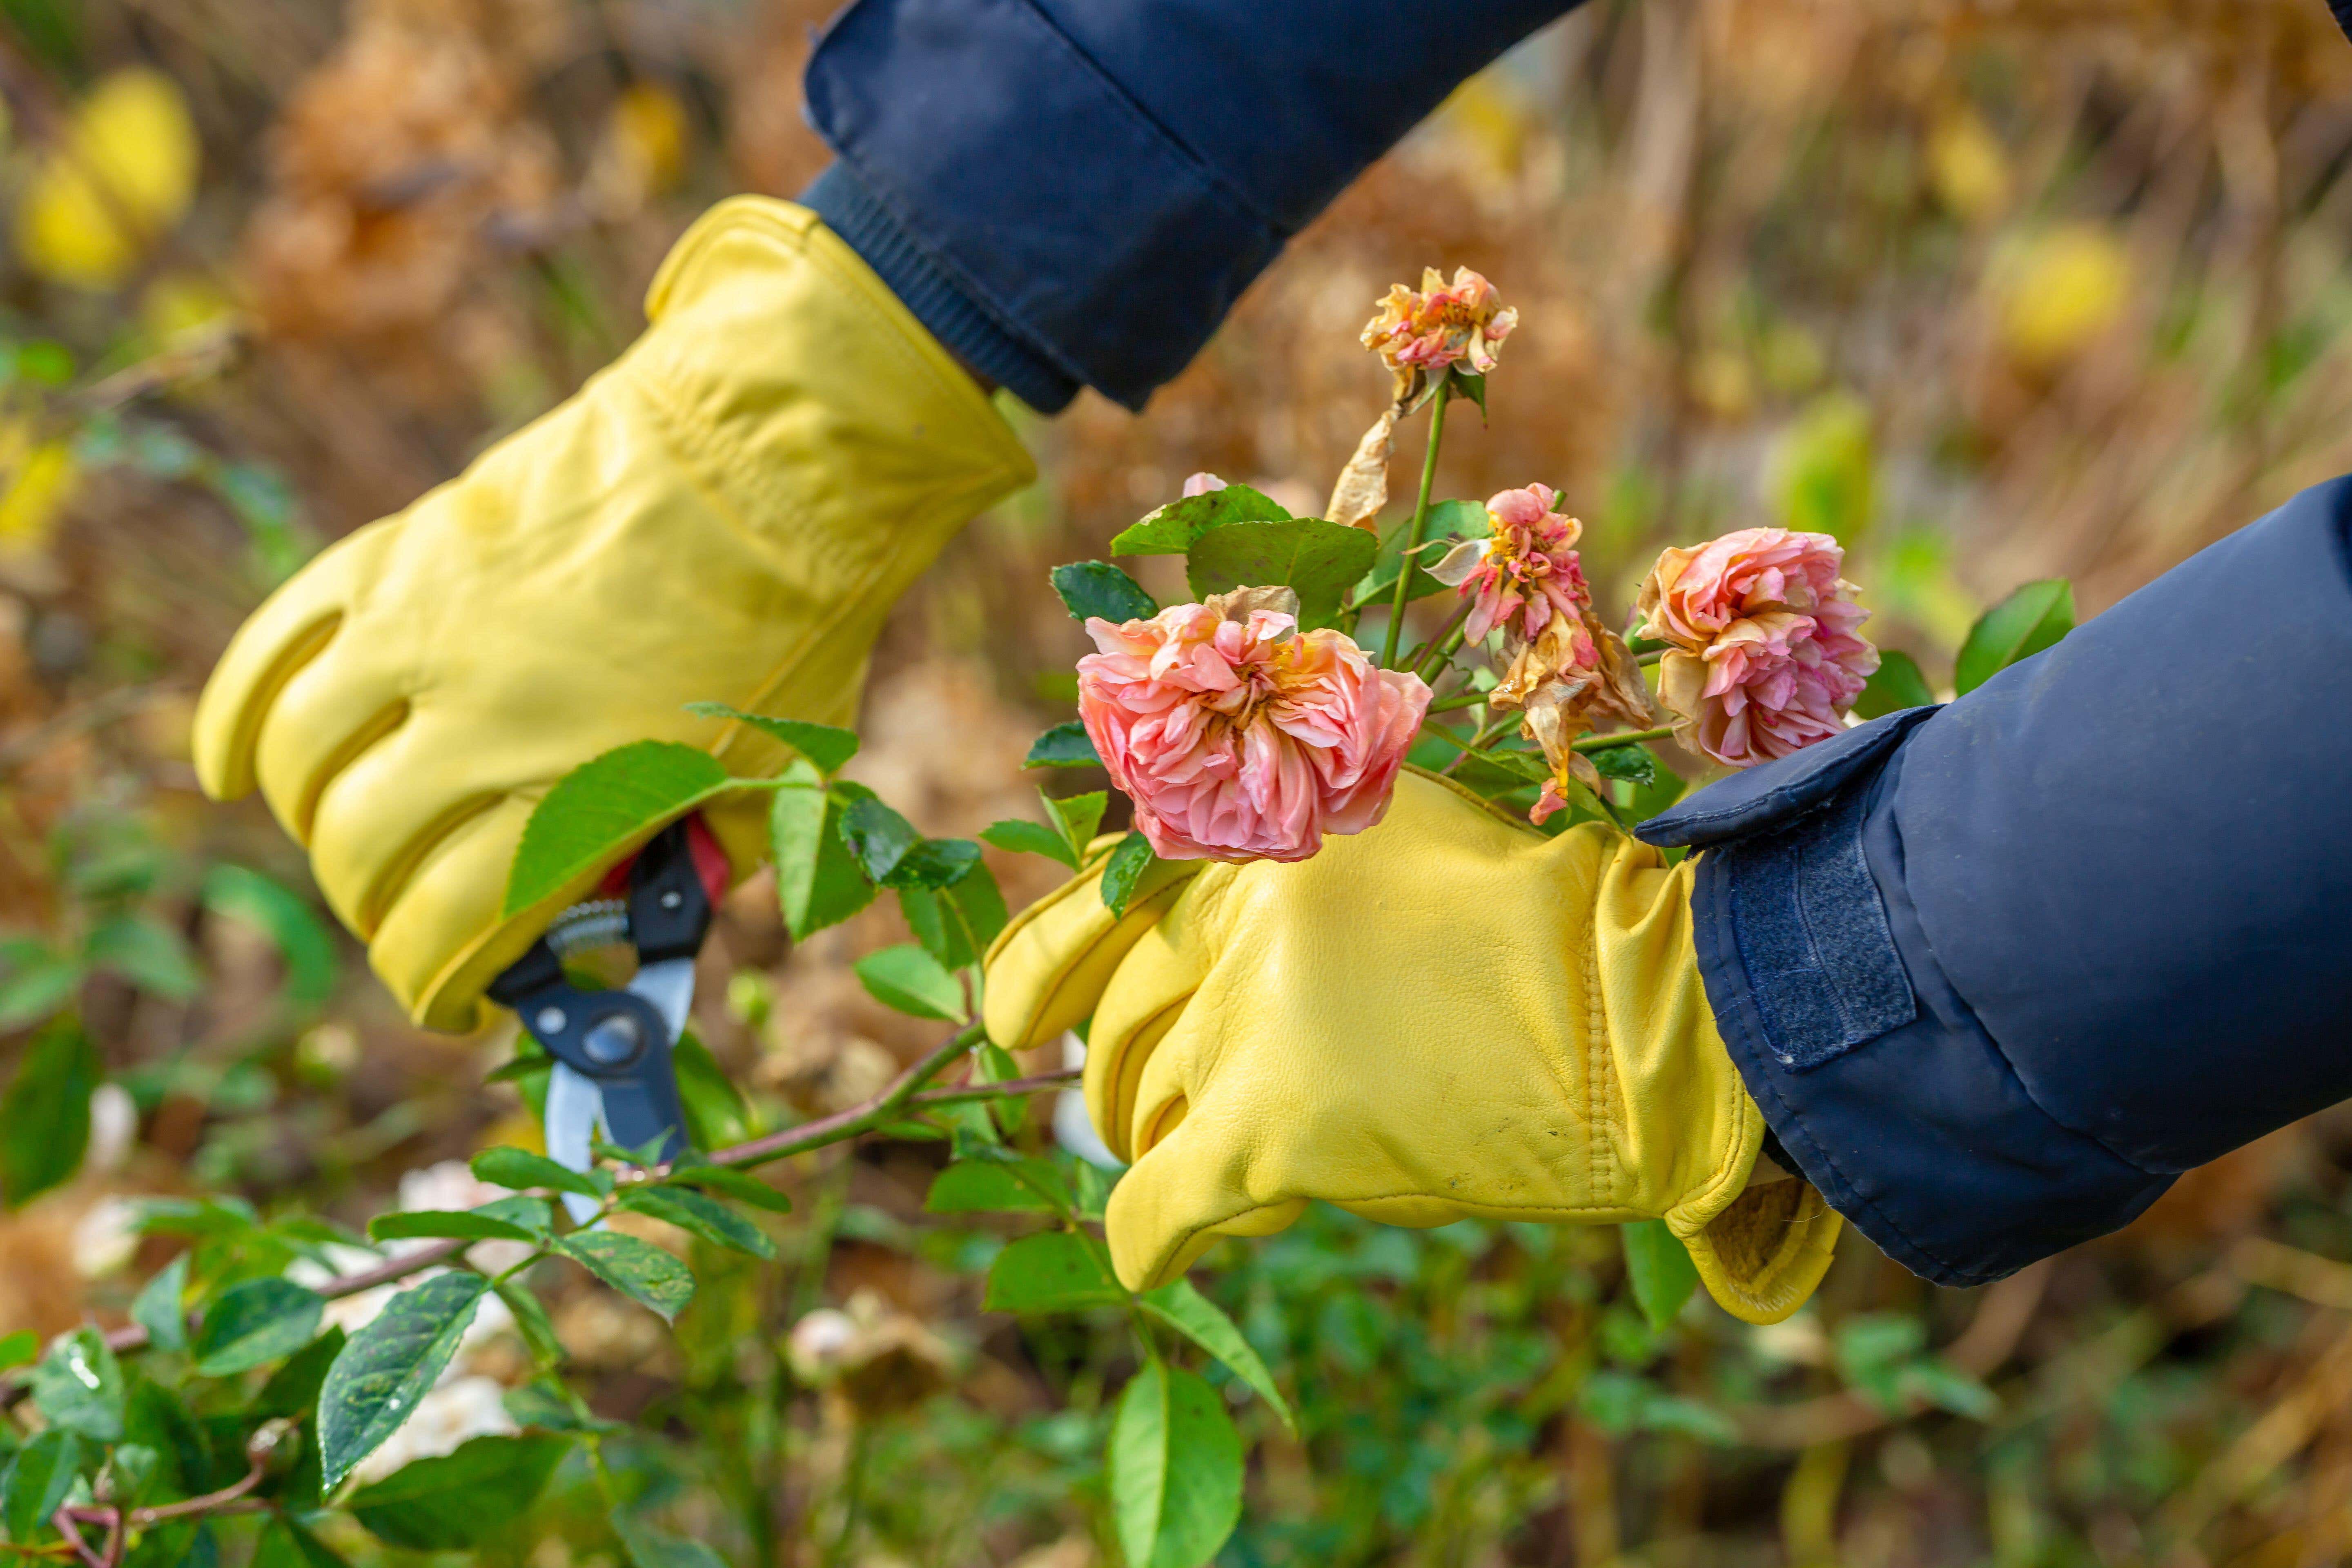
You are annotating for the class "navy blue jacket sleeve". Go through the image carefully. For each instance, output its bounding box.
[799,0,1581,410]
[1641,477,2352,1286]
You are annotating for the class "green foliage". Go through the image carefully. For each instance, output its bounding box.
[682,703,859,775]
[2,1429,81,1539]
[1619,1221,1700,1333]
[981,819,1076,869]
[838,796,981,890]
[31,1328,125,1441]
[472,1146,607,1201]
[130,1254,189,1352]
[1111,1362,1245,1568]
[854,944,965,1020]
[1834,1314,1998,1419]
[1854,646,1937,717]
[0,1020,98,1206]
[555,1232,695,1322]
[1138,1281,1296,1434]
[1356,497,1486,606]
[1184,517,1380,629]
[770,764,879,940]
[664,1163,792,1214]
[1769,392,1875,543]
[1587,744,1658,786]
[1024,720,1103,770]
[252,1515,347,1568]
[615,1185,777,1259]
[984,1232,1127,1312]
[346,1434,570,1549]
[1110,484,1293,555]
[318,1272,490,1488]
[927,1158,1063,1215]
[199,865,337,1008]
[83,912,202,999]
[1956,578,2076,695]
[189,1278,323,1376]
[1100,832,1161,917]
[368,1202,548,1245]
[1050,560,1158,623]
[616,1517,729,1568]
[504,742,739,916]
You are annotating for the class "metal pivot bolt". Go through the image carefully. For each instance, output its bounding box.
[535,1007,568,1036]
[582,1012,645,1067]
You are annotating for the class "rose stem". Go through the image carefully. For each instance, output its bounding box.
[1572,724,1677,753]
[1414,620,1472,686]
[1426,687,1490,715]
[1637,648,1666,667]
[1378,391,1449,670]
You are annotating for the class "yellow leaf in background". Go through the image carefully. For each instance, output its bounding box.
[1929,105,2011,223]
[1995,224,2133,370]
[586,82,690,214]
[140,270,238,345]
[0,424,78,555]
[17,68,200,290]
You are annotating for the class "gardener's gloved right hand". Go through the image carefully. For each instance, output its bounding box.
[194,198,1034,1031]
[982,769,1843,1325]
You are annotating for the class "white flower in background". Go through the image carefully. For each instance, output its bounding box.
[82,1084,136,1176]
[395,1159,535,1276]
[290,1241,514,1348]
[70,1194,141,1278]
[346,1374,519,1487]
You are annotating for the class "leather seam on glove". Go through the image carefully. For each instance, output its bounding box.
[356,790,503,940]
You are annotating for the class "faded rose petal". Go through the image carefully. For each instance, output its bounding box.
[1361,266,1518,400]
[1182,472,1227,497]
[1077,594,1431,863]
[1636,528,1878,768]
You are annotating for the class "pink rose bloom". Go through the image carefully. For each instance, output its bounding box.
[1361,267,1519,396]
[1076,587,1432,863]
[1635,528,1878,769]
[1428,483,1591,645]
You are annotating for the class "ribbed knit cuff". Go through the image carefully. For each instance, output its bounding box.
[801,163,1080,415]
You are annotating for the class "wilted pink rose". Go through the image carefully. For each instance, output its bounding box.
[1077,587,1431,863]
[1181,472,1227,497]
[1428,483,1591,646]
[1361,267,1519,397]
[1636,528,1878,768]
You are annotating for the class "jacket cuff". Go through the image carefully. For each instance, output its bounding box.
[1659,716,2173,1287]
[801,0,1283,411]
[801,163,1079,415]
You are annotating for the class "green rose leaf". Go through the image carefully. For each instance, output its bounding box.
[470,1146,607,1201]
[1621,1219,1701,1334]
[32,1327,125,1441]
[505,741,739,917]
[1,1429,82,1541]
[1586,744,1657,787]
[682,702,859,776]
[0,1328,36,1372]
[555,1231,695,1322]
[1051,561,1158,624]
[1954,579,2074,696]
[1356,497,1488,606]
[662,1163,792,1214]
[926,1156,1067,1216]
[981,819,1079,870]
[1100,832,1160,918]
[1139,1279,1296,1434]
[252,1325,347,1419]
[199,865,337,1008]
[1042,791,1108,865]
[770,768,880,941]
[1185,517,1380,630]
[853,944,966,1022]
[1111,484,1294,555]
[252,1515,348,1568]
[318,1272,489,1488]
[615,1185,776,1260]
[0,941,80,1031]
[0,1020,98,1207]
[616,1518,729,1568]
[347,1433,570,1550]
[1853,646,1937,718]
[83,913,203,1000]
[983,1232,1126,1313]
[1024,721,1103,770]
[130,1254,189,1354]
[368,1198,549,1245]
[1110,1361,1245,1568]
[191,1277,324,1376]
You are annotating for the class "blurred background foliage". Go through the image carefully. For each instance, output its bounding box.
[4,0,2352,1563]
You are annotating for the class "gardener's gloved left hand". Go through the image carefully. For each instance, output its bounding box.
[982,769,1842,1325]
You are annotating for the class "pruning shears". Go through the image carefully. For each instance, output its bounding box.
[487,818,727,1222]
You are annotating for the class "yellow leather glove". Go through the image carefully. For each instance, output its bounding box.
[195,198,1035,1029]
[983,770,1842,1324]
